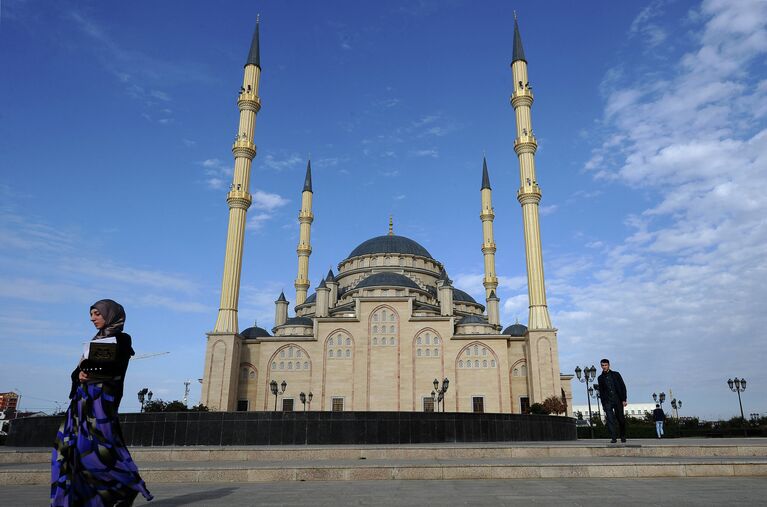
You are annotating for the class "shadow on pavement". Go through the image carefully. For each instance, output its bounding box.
[148,486,238,506]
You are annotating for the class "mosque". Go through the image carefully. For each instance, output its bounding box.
[201,18,573,415]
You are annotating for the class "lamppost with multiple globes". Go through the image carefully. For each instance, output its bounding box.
[270,380,287,411]
[727,377,747,437]
[299,391,313,412]
[670,398,682,437]
[652,392,666,407]
[137,388,153,412]
[589,384,602,422]
[432,378,449,412]
[575,365,597,439]
[670,398,682,419]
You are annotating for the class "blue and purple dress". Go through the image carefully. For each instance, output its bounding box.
[51,332,152,506]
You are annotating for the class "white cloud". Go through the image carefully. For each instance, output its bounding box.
[199,158,233,189]
[246,212,272,232]
[262,153,304,172]
[253,190,289,212]
[411,149,439,158]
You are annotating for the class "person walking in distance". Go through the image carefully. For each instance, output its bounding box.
[596,358,628,444]
[51,300,153,506]
[653,404,666,438]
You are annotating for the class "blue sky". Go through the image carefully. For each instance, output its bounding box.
[1,0,765,419]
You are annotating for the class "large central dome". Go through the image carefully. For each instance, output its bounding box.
[346,234,433,260]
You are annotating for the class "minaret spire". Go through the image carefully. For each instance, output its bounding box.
[510,17,551,330]
[295,160,314,305]
[388,215,394,236]
[212,20,263,335]
[246,15,261,69]
[512,17,526,64]
[480,157,499,310]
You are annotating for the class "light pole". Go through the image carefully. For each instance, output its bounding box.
[137,388,152,412]
[589,385,602,422]
[432,378,449,412]
[652,392,666,408]
[671,398,682,437]
[575,365,597,439]
[670,398,682,420]
[270,380,287,411]
[299,391,313,412]
[727,377,747,437]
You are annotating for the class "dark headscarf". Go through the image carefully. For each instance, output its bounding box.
[90,299,126,338]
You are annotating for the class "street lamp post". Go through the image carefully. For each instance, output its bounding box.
[575,365,597,439]
[270,380,287,411]
[671,398,682,437]
[299,391,313,412]
[432,378,449,412]
[727,377,748,437]
[137,388,152,412]
[589,385,602,422]
[652,392,666,407]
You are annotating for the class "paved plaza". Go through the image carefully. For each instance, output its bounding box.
[7,477,767,506]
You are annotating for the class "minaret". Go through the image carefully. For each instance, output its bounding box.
[202,18,262,411]
[294,160,314,305]
[212,17,262,334]
[510,16,561,405]
[510,17,552,330]
[480,157,499,301]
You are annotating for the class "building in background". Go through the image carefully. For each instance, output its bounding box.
[201,18,571,414]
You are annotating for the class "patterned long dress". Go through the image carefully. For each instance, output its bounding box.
[51,380,152,506]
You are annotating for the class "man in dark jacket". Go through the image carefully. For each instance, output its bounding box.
[653,404,666,438]
[597,358,627,443]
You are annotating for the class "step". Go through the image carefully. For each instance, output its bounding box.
[3,440,766,465]
[3,455,767,484]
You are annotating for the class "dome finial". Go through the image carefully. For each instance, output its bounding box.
[388,215,394,236]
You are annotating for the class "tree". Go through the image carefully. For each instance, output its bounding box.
[189,403,209,412]
[142,400,167,412]
[529,403,549,415]
[542,396,566,415]
[164,400,189,412]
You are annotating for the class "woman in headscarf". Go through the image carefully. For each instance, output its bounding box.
[51,299,153,506]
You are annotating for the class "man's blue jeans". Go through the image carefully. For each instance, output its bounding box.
[603,401,626,440]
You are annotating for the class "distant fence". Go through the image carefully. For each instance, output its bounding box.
[7,411,576,447]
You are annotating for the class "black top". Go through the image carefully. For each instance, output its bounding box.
[481,157,491,190]
[597,369,627,405]
[653,407,665,422]
[347,235,433,260]
[70,332,134,407]
[246,20,261,68]
[512,18,526,64]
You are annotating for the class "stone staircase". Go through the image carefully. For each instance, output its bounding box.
[3,439,766,485]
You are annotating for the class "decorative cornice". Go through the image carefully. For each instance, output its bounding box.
[237,94,262,112]
[226,190,253,210]
[513,136,538,155]
[232,140,256,159]
[511,91,533,108]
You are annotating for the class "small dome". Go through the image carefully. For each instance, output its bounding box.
[458,315,488,325]
[283,316,313,326]
[355,272,421,290]
[452,288,477,304]
[503,323,528,336]
[347,235,433,260]
[240,326,271,338]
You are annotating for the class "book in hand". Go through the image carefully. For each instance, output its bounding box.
[81,337,117,380]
